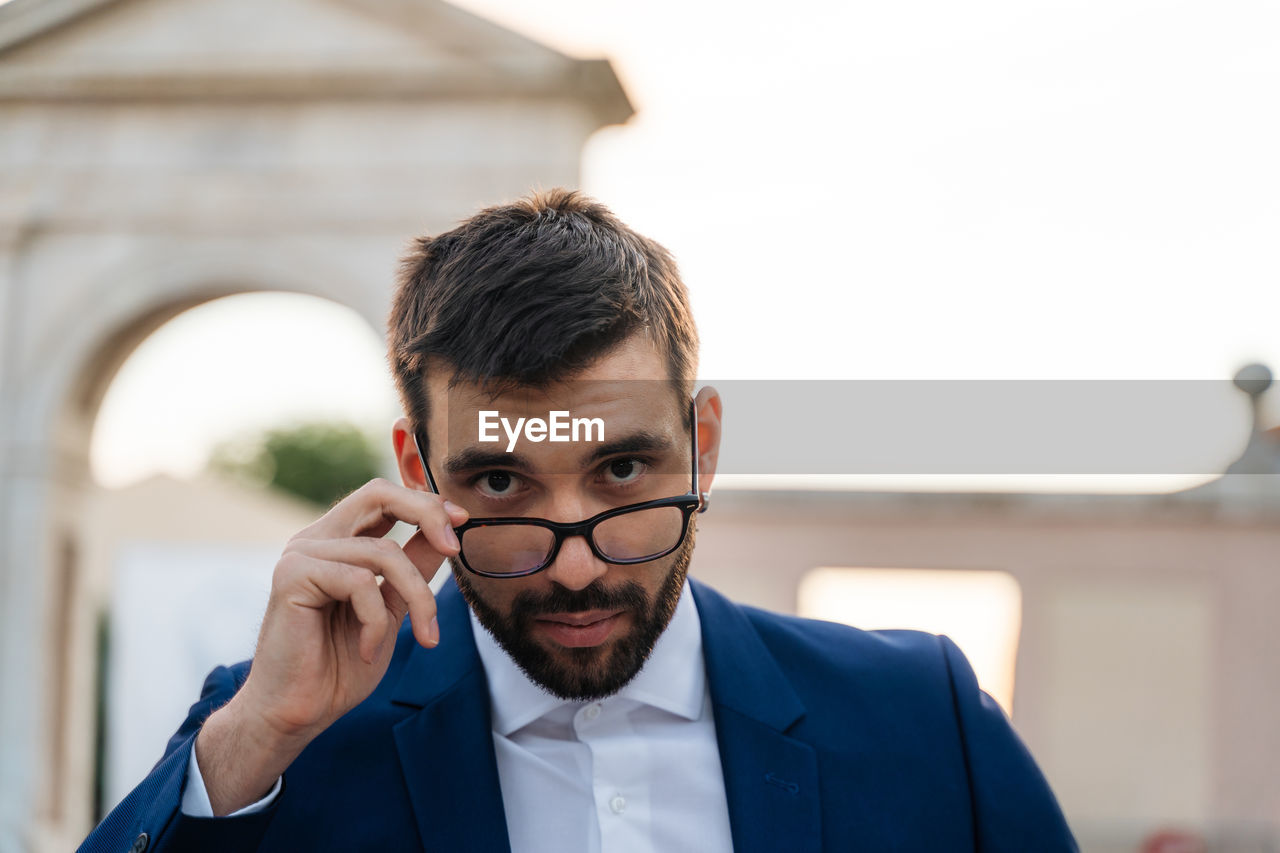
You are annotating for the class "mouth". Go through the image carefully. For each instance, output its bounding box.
[533,609,626,648]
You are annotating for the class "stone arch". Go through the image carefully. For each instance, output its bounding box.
[17,254,384,845]
[44,248,385,455]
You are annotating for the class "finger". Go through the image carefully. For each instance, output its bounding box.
[375,579,434,653]
[379,578,408,623]
[301,560,391,664]
[293,537,439,649]
[402,528,447,576]
[442,500,470,526]
[302,479,463,556]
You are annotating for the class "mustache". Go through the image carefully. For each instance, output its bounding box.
[510,579,649,620]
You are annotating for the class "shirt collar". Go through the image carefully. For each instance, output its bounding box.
[469,579,706,736]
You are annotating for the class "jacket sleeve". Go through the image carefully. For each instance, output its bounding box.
[938,635,1079,852]
[76,662,280,853]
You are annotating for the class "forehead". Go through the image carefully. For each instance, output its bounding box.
[423,335,684,443]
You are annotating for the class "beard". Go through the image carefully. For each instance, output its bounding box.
[452,526,696,702]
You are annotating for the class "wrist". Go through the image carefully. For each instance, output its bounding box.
[195,694,312,816]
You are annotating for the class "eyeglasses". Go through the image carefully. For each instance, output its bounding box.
[413,399,707,578]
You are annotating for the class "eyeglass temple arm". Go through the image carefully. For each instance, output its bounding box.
[412,431,441,494]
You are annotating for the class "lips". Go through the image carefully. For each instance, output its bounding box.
[534,610,624,648]
[539,609,620,627]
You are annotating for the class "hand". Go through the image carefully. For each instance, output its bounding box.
[195,479,468,814]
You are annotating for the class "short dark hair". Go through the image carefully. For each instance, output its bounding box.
[388,188,699,441]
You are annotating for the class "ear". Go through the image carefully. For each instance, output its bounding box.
[392,416,430,491]
[693,386,723,498]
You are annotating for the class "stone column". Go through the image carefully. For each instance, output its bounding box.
[0,220,44,853]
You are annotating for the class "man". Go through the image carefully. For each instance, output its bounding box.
[80,190,1077,852]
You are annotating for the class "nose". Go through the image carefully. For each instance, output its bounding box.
[543,532,608,591]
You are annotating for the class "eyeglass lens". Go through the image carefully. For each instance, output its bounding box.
[459,505,687,575]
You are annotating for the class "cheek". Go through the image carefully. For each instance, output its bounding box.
[631,554,677,592]
[476,574,548,615]
[470,578,511,611]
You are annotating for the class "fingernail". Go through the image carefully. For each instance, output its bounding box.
[444,524,460,551]
[443,500,465,517]
[428,616,440,646]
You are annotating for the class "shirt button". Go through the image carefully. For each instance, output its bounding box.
[609,795,626,814]
[130,834,149,853]
[584,703,601,721]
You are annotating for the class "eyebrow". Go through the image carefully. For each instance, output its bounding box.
[580,431,675,467]
[441,430,677,477]
[443,448,535,476]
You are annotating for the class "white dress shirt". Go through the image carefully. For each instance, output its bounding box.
[182,581,735,853]
[472,581,734,853]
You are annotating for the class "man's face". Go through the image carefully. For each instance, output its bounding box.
[399,335,718,701]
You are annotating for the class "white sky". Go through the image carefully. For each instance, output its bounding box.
[91,0,1280,489]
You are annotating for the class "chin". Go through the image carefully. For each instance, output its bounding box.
[450,534,695,701]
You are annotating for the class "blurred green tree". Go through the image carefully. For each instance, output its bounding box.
[209,421,383,509]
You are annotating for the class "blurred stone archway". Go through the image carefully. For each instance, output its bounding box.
[0,1,630,847]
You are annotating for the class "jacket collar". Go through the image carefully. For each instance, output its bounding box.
[389,576,480,709]
[388,577,511,852]
[689,579,806,731]
[691,579,822,853]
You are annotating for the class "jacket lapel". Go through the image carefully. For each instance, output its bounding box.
[691,580,823,853]
[390,579,511,853]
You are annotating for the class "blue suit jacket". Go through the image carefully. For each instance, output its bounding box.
[81,578,1077,852]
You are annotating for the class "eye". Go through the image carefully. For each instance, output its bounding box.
[603,457,647,485]
[475,470,522,499]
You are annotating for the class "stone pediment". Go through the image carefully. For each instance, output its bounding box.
[0,0,631,122]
